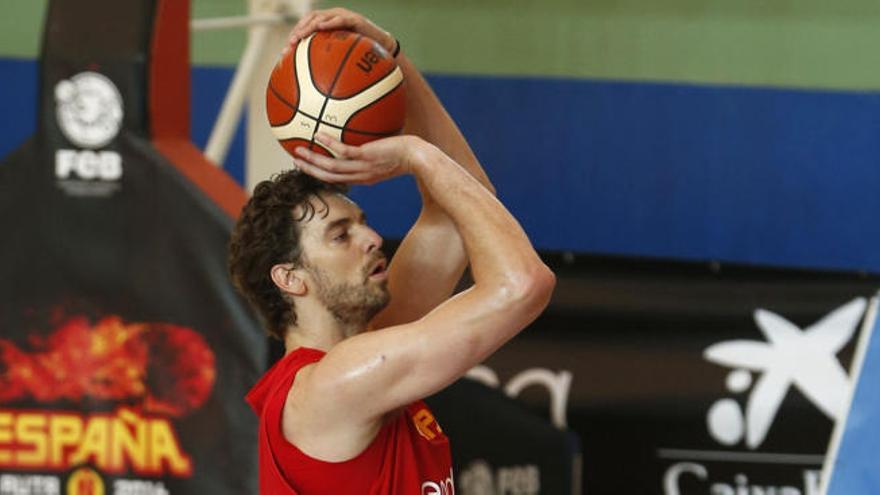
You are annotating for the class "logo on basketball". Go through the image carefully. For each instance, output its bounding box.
[55,72,124,149]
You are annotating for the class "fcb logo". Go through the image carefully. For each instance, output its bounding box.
[54,72,124,150]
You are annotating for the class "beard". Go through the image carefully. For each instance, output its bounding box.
[305,258,390,328]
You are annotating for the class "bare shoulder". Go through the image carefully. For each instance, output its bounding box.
[281,362,316,444]
[281,360,382,462]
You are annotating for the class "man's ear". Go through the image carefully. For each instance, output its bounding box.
[270,264,307,296]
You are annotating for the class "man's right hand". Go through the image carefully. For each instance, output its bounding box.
[294,133,427,186]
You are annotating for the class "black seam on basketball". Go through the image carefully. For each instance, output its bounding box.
[267,106,323,130]
[311,34,363,150]
[328,56,397,100]
[267,44,302,125]
[278,137,333,156]
[267,83,298,126]
[315,118,401,137]
[344,128,401,137]
[337,79,404,133]
[268,81,296,111]
[297,109,320,121]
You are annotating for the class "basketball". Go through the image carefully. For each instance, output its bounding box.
[266,30,406,158]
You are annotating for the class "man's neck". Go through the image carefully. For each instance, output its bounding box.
[283,309,367,354]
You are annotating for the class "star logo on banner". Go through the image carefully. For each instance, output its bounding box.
[703,298,866,448]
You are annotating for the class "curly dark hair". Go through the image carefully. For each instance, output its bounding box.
[228,170,347,340]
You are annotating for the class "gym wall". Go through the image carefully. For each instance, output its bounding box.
[2,0,880,273]
[2,2,880,495]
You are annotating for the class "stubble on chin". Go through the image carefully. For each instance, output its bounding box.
[310,267,391,327]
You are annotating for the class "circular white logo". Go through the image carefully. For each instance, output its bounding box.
[55,71,124,149]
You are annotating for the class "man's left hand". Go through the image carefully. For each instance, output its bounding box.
[288,8,396,55]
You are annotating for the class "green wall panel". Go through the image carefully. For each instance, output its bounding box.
[3,0,880,90]
[190,0,246,66]
[0,0,48,59]
[339,0,880,90]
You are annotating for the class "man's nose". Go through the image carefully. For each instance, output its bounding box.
[363,227,383,254]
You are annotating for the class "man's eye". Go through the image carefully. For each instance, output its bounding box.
[332,231,349,242]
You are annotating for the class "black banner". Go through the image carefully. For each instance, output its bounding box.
[467,254,877,495]
[427,379,582,495]
[0,1,263,494]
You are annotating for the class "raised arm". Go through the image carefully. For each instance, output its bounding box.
[289,8,494,328]
[287,135,553,460]
[370,52,495,328]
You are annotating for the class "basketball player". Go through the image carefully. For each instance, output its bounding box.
[229,8,555,494]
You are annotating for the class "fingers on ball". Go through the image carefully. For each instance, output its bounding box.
[294,159,349,184]
[315,133,357,158]
[295,147,344,172]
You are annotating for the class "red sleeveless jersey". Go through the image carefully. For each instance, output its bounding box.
[245,347,455,494]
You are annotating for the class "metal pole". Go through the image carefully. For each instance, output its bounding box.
[191,14,294,31]
[204,25,273,166]
[197,0,311,169]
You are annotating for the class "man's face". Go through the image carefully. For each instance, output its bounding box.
[296,193,390,327]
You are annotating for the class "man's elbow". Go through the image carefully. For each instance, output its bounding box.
[504,263,556,312]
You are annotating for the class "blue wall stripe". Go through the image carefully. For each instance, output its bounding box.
[3,58,879,273]
[423,74,880,272]
[1,59,38,156]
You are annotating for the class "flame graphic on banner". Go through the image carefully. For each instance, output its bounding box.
[0,315,215,417]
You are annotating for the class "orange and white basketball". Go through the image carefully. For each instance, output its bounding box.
[266,30,406,158]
